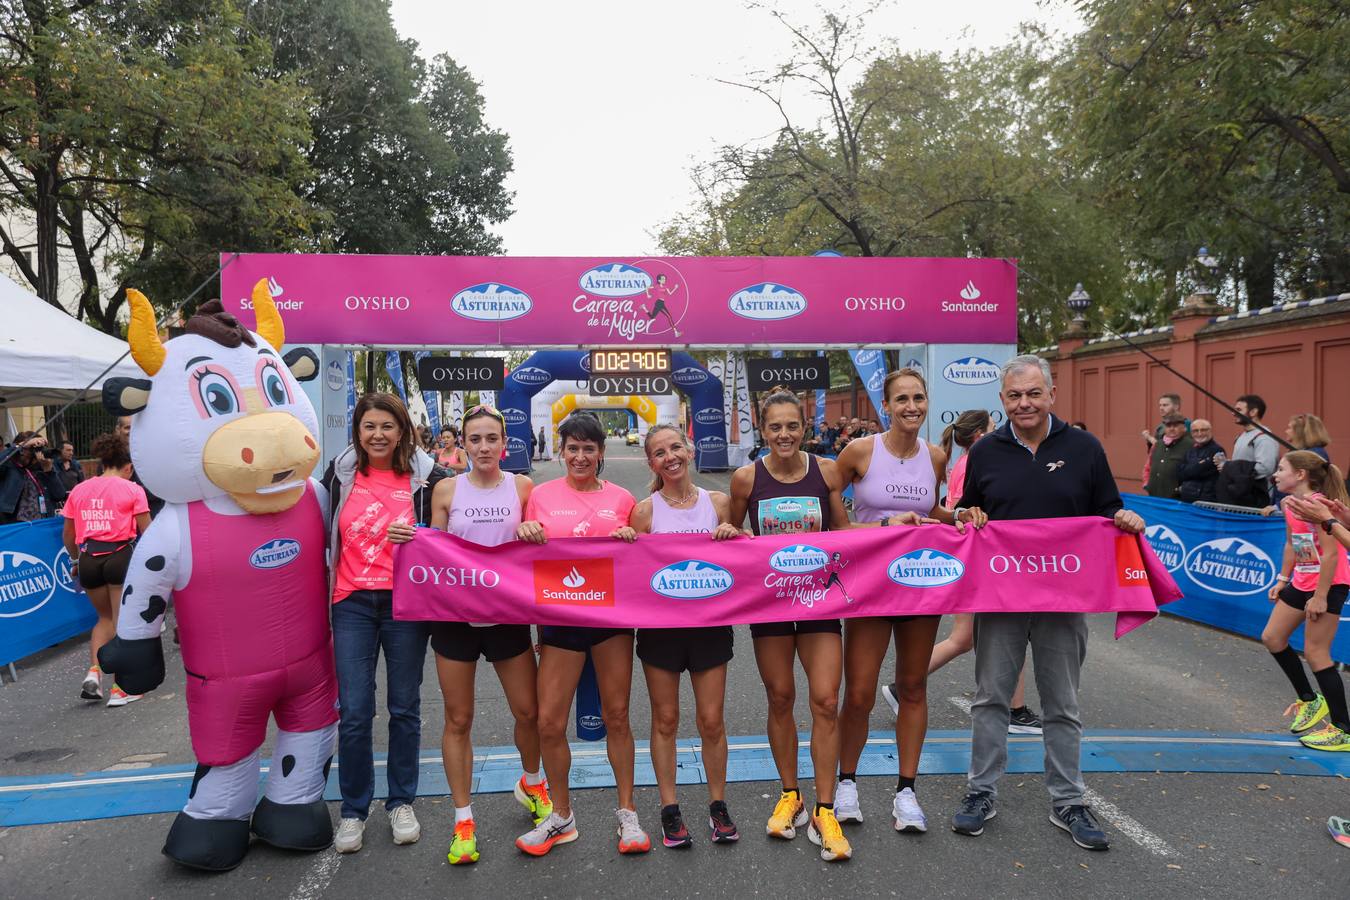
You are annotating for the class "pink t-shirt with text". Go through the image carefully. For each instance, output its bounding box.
[334,467,415,602]
[524,478,635,539]
[1284,492,1350,592]
[62,476,149,544]
[944,453,969,510]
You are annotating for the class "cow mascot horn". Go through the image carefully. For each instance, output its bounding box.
[97,281,334,872]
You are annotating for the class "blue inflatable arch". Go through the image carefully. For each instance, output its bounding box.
[499,350,728,473]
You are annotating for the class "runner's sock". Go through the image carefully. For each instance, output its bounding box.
[782,786,799,798]
[1271,647,1316,701]
[814,802,833,816]
[524,769,544,786]
[455,805,473,824]
[1313,666,1350,731]
[897,775,916,793]
[839,771,856,783]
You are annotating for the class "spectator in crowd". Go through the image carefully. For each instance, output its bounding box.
[950,355,1143,851]
[436,428,468,474]
[866,419,881,435]
[1145,414,1194,499]
[537,425,548,460]
[1177,419,1224,503]
[1288,414,1331,461]
[1142,393,1187,448]
[0,431,66,524]
[1219,395,1279,502]
[55,440,85,492]
[833,418,863,453]
[819,416,844,451]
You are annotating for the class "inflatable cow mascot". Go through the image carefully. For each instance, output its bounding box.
[98,281,336,871]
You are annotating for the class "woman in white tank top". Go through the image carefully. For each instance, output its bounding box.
[630,424,744,847]
[831,369,986,834]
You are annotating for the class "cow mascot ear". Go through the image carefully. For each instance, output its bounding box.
[102,378,153,417]
[284,348,319,382]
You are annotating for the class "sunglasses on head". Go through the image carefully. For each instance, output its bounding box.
[463,404,505,427]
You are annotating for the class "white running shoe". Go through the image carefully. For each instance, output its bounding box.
[80,670,102,701]
[892,787,927,833]
[389,805,421,845]
[881,682,900,716]
[335,817,364,853]
[105,685,140,707]
[834,778,863,823]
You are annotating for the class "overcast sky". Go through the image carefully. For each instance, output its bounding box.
[389,1,1081,256]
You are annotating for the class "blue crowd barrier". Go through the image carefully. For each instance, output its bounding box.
[0,518,95,668]
[1126,494,1350,662]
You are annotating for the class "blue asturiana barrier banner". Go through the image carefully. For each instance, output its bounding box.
[0,518,94,667]
[1126,494,1350,662]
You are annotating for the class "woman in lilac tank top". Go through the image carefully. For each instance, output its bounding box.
[632,424,744,847]
[832,368,986,834]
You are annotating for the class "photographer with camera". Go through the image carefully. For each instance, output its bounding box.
[0,431,68,524]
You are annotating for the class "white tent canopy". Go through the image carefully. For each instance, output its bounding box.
[0,273,142,407]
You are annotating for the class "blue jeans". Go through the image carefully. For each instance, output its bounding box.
[332,589,429,820]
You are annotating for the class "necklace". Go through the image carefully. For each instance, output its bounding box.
[882,431,921,463]
[660,486,697,506]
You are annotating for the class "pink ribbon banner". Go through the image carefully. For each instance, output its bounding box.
[393,518,1181,638]
[221,253,1016,346]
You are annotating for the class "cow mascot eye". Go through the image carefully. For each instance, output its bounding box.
[196,370,239,417]
[260,361,291,407]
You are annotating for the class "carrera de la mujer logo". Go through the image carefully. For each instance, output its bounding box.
[534,558,615,606]
[573,261,688,341]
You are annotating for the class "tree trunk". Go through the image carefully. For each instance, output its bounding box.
[1243,245,1277,309]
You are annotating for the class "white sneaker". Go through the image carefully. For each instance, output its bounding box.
[389,804,421,845]
[80,671,102,701]
[892,787,927,833]
[881,682,900,716]
[335,817,364,853]
[834,778,863,823]
[105,685,140,707]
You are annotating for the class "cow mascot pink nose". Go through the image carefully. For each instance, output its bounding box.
[96,281,334,872]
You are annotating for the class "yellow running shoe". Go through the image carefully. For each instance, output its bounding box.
[766,791,808,840]
[807,807,853,861]
[447,819,479,865]
[1286,695,1329,733]
[514,776,553,825]
[1300,723,1350,752]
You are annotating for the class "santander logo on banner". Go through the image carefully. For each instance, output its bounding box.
[534,558,615,606]
[450,283,533,321]
[728,282,807,320]
[650,560,734,600]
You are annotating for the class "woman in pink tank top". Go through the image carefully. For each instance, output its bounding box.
[422,405,548,863]
[631,424,745,847]
[60,433,150,705]
[832,369,987,833]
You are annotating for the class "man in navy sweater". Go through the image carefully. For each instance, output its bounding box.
[949,355,1144,851]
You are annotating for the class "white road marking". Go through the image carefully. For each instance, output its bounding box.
[1082,788,1179,857]
[288,847,340,900]
[949,696,974,713]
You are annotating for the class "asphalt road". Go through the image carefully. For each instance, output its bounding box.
[2,439,1346,898]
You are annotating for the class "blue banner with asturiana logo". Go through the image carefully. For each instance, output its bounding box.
[0,518,96,667]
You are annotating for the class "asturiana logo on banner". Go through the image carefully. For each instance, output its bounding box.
[770,544,829,573]
[728,283,808,320]
[512,366,551,385]
[53,548,76,593]
[1184,538,1276,595]
[325,360,345,392]
[852,350,880,367]
[507,436,528,457]
[450,283,533,321]
[579,263,652,297]
[888,549,965,587]
[695,436,727,454]
[0,550,56,617]
[534,558,615,606]
[942,357,1001,386]
[672,366,708,387]
[866,368,885,393]
[502,407,528,427]
[650,560,735,600]
[250,539,301,570]
[694,408,723,426]
[1144,524,1186,573]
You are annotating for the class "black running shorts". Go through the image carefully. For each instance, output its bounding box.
[430,622,532,663]
[1278,583,1349,615]
[749,619,842,639]
[637,626,734,673]
[77,543,134,590]
[539,625,634,653]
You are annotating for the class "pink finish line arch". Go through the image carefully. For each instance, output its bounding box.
[221,253,1017,346]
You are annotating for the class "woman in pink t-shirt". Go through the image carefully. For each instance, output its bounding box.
[61,433,150,705]
[513,412,647,857]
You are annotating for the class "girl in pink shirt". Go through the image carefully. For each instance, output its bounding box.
[62,434,150,705]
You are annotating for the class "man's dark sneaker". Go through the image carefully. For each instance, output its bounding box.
[1009,705,1044,735]
[661,804,692,849]
[951,792,996,836]
[881,682,900,716]
[709,800,739,843]
[1051,804,1109,850]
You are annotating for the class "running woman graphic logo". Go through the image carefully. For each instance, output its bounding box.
[728,283,808,321]
[888,549,965,588]
[1144,524,1186,573]
[534,558,615,606]
[815,551,855,603]
[650,560,735,600]
[573,261,688,341]
[1184,538,1276,596]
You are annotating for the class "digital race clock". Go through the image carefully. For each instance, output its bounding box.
[588,348,673,376]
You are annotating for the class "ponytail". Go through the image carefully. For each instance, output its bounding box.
[941,409,993,459]
[1286,450,1349,505]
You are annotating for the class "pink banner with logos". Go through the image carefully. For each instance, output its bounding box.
[221,253,1016,346]
[392,518,1180,638]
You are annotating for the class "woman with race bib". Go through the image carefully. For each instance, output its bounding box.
[633,424,743,848]
[833,369,985,834]
[514,412,650,857]
[729,391,854,862]
[390,405,552,864]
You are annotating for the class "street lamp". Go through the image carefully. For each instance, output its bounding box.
[1195,246,1219,296]
[1066,282,1091,323]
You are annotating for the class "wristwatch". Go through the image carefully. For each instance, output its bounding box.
[881,515,892,527]
[954,506,969,519]
[1322,519,1339,535]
